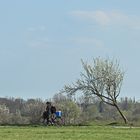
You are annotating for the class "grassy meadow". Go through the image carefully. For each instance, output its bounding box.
[0,125,140,140]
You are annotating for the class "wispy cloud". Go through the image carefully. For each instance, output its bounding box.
[70,10,140,29]
[28,25,46,32]
[26,25,48,48]
[70,37,104,48]
[70,10,110,26]
[28,37,49,48]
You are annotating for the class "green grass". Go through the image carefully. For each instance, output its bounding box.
[0,125,140,140]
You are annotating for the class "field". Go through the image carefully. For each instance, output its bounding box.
[0,125,140,140]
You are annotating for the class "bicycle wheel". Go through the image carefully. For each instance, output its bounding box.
[54,117,64,126]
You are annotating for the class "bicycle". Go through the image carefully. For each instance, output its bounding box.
[41,111,64,126]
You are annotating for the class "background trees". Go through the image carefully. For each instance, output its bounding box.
[52,93,81,125]
[0,104,10,124]
[22,99,45,124]
[0,96,140,125]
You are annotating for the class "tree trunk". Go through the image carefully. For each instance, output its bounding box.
[114,103,128,124]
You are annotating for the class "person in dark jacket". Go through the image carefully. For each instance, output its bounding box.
[50,105,56,123]
[43,101,51,124]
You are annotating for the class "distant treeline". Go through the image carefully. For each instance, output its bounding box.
[0,94,140,125]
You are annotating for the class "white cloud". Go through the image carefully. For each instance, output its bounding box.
[28,38,49,48]
[70,10,110,26]
[71,37,104,48]
[26,25,48,48]
[70,10,140,29]
[28,25,46,32]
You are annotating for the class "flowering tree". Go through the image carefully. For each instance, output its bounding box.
[61,57,128,124]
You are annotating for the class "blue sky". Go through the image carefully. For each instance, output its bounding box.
[0,0,140,100]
